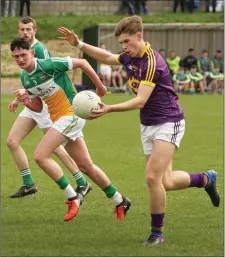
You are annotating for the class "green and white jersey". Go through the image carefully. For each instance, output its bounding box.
[208,72,224,80]
[31,39,51,59]
[188,72,203,82]
[20,57,76,122]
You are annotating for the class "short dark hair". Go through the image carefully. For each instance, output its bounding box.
[216,49,222,53]
[19,16,37,28]
[188,48,194,52]
[10,37,31,52]
[201,49,207,53]
[159,49,164,52]
[191,65,197,69]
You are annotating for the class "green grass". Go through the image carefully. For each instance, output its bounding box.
[2,12,223,44]
[1,94,223,256]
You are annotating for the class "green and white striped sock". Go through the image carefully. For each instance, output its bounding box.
[73,171,87,187]
[20,168,34,186]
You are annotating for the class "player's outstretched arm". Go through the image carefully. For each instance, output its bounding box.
[57,27,118,65]
[88,84,154,119]
[71,58,106,96]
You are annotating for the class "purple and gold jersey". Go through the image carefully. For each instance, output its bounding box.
[116,42,184,126]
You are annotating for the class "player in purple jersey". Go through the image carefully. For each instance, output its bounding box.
[58,16,220,245]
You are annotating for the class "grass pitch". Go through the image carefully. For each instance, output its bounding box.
[1,94,223,256]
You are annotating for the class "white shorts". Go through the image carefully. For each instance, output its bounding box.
[100,64,112,77]
[19,104,53,129]
[52,116,86,141]
[140,119,185,155]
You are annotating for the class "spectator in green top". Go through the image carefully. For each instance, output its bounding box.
[213,50,223,73]
[197,49,214,89]
[166,50,180,76]
[188,65,205,94]
[172,67,190,93]
[208,65,224,94]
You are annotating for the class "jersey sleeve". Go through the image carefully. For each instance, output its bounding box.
[51,57,73,73]
[116,52,128,65]
[140,52,156,87]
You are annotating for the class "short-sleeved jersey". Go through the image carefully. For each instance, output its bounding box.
[31,39,51,59]
[208,72,224,80]
[188,72,203,82]
[116,42,184,126]
[20,57,76,122]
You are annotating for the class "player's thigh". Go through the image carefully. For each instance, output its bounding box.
[7,116,37,143]
[35,127,67,158]
[65,137,93,170]
[147,140,175,180]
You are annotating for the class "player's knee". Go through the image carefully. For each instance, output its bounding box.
[34,150,45,164]
[146,173,158,187]
[6,136,19,151]
[78,161,94,175]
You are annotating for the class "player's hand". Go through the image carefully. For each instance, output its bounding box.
[8,100,19,113]
[88,102,109,120]
[96,85,107,97]
[57,27,79,47]
[14,89,29,103]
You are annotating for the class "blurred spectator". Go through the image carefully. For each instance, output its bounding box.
[181,48,197,72]
[188,65,205,94]
[172,67,190,93]
[187,0,199,13]
[205,0,217,12]
[166,50,180,76]
[111,64,123,89]
[115,0,135,15]
[134,0,148,15]
[197,49,214,88]
[173,0,185,13]
[208,65,224,94]
[19,0,31,16]
[213,50,223,73]
[4,0,16,16]
[99,43,112,88]
[158,49,166,59]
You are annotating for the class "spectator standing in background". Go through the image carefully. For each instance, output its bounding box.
[134,0,148,15]
[205,0,217,12]
[115,0,135,15]
[197,49,214,89]
[173,0,185,13]
[166,50,180,76]
[181,48,197,72]
[213,50,223,73]
[19,0,31,16]
[4,0,17,16]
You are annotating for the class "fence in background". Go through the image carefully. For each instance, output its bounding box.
[83,23,224,88]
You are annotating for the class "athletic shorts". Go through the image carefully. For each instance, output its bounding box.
[140,119,185,155]
[52,116,86,141]
[19,104,53,129]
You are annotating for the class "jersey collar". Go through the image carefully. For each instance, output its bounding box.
[140,42,150,58]
[31,39,38,48]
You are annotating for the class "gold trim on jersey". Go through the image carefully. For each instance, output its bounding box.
[115,55,121,64]
[141,80,155,87]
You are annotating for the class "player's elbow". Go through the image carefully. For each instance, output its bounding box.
[136,97,147,109]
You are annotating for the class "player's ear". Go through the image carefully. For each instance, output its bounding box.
[30,50,35,56]
[137,32,142,40]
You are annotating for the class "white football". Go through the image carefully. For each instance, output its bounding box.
[72,90,101,119]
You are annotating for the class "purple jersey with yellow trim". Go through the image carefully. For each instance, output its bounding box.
[116,42,184,126]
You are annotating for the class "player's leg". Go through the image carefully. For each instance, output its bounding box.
[34,127,83,221]
[7,115,37,198]
[211,79,218,94]
[42,127,90,194]
[65,136,131,220]
[198,80,205,94]
[144,139,175,245]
